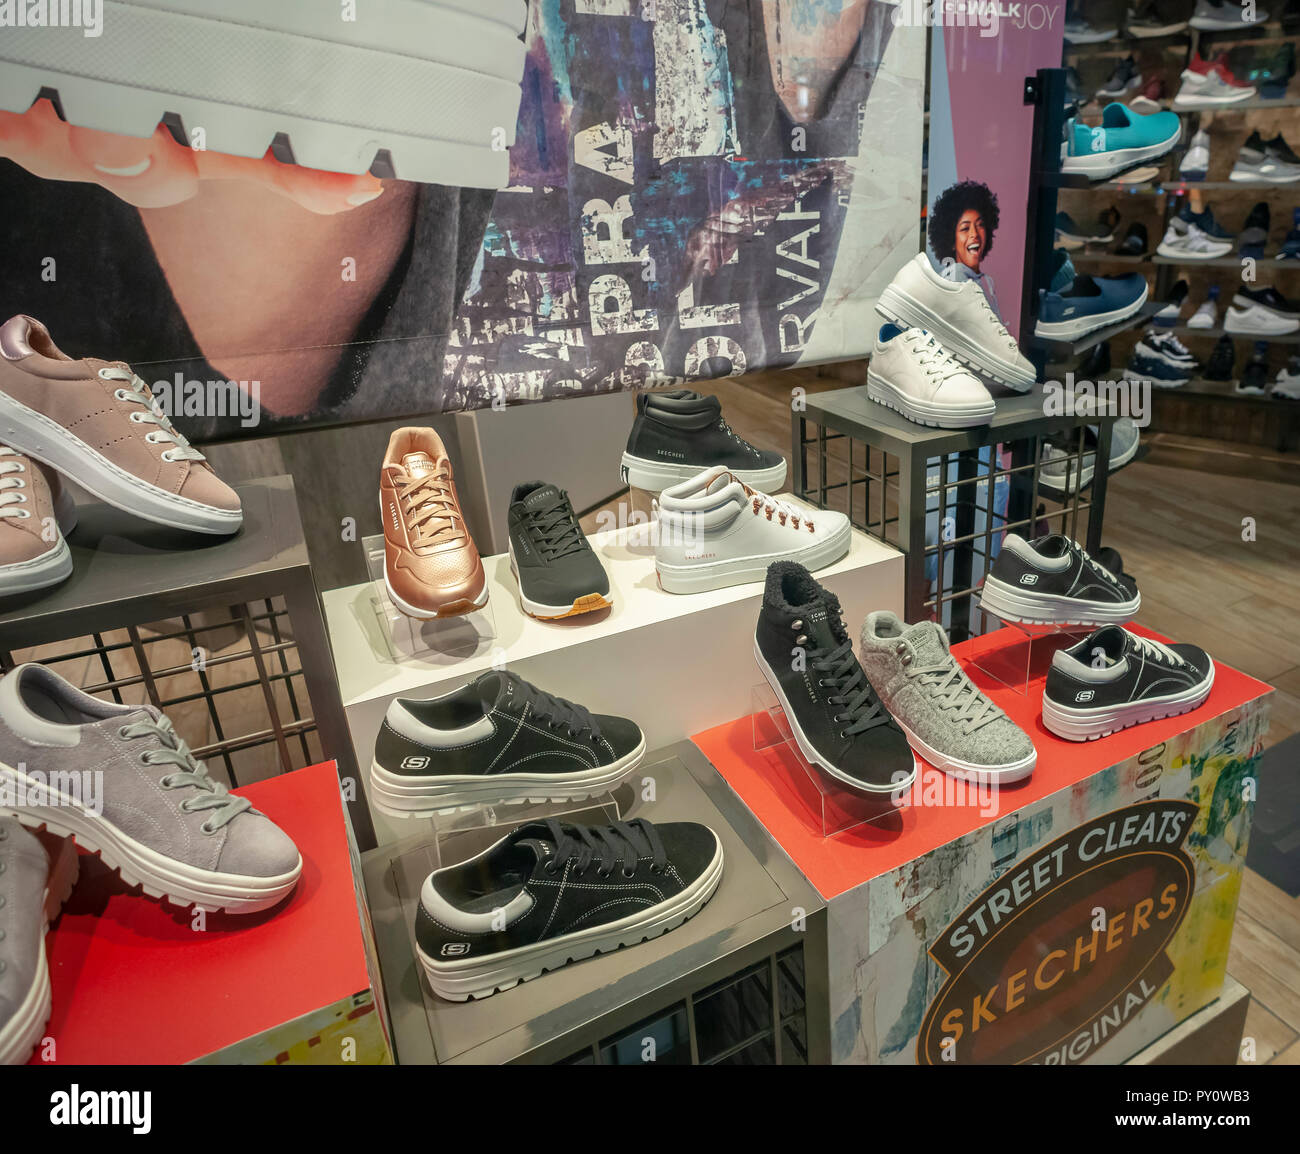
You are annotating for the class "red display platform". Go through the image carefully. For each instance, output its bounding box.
[31,761,387,1065]
[693,624,1274,902]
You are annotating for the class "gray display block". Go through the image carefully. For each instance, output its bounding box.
[362,741,829,1064]
[0,475,374,849]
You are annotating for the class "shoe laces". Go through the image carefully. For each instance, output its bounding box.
[912,654,1003,733]
[541,818,667,878]
[512,674,602,742]
[97,367,205,464]
[966,285,1020,354]
[718,417,758,457]
[905,328,969,380]
[1077,542,1124,590]
[119,714,251,833]
[0,448,31,520]
[807,638,889,737]
[399,470,462,546]
[738,478,814,532]
[1129,633,1182,666]
[526,495,586,560]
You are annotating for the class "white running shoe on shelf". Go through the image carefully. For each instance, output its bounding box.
[1180,130,1211,180]
[1187,297,1218,329]
[1156,222,1233,260]
[866,325,996,428]
[1224,303,1300,336]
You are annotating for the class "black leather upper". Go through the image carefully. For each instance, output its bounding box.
[626,390,783,470]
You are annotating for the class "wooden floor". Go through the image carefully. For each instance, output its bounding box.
[592,366,1300,1064]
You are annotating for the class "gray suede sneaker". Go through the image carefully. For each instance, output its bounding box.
[0,665,301,914]
[0,819,78,1065]
[859,613,1037,784]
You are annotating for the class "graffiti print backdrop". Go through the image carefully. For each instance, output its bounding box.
[444,0,925,412]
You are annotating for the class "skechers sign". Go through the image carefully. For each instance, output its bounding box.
[917,799,1197,1065]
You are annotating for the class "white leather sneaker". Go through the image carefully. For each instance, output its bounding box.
[876,254,1036,392]
[867,325,996,427]
[655,468,851,594]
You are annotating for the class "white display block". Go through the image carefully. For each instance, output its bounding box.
[323,520,904,845]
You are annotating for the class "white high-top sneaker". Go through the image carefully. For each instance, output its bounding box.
[655,468,851,594]
[867,324,996,427]
[876,253,1036,392]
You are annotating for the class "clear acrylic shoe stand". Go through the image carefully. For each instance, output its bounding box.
[363,534,496,662]
[750,684,909,839]
[967,598,1092,695]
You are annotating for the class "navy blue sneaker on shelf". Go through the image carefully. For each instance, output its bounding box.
[1124,350,1191,388]
[1277,209,1300,260]
[1133,329,1199,374]
[1178,201,1234,241]
[1036,251,1149,342]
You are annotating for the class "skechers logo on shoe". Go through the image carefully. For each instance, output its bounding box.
[1019,574,1039,585]
[1075,690,1095,702]
[440,942,471,956]
[401,755,431,770]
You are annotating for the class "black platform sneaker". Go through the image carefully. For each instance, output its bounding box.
[1043,626,1214,741]
[620,390,786,493]
[754,561,916,794]
[507,481,612,620]
[979,533,1140,626]
[369,672,646,816]
[415,817,724,1000]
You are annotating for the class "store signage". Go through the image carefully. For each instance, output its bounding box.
[917,799,1197,1065]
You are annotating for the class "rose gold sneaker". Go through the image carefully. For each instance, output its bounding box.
[0,445,77,597]
[381,428,487,619]
[0,316,242,535]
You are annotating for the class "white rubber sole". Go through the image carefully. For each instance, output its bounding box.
[1156,240,1233,259]
[1035,283,1149,342]
[894,715,1037,786]
[865,371,996,428]
[0,0,526,189]
[1040,459,1096,495]
[875,287,1035,392]
[754,636,918,796]
[1129,22,1188,37]
[383,573,489,621]
[0,836,78,1067]
[978,574,1140,627]
[1224,312,1300,336]
[0,763,301,914]
[656,519,851,594]
[0,391,242,535]
[0,538,72,598]
[1173,88,1256,108]
[507,544,612,620]
[368,736,646,818]
[1061,123,1182,180]
[418,836,725,1001]
[1043,666,1215,741]
[1064,30,1118,44]
[1123,367,1188,389]
[620,452,787,495]
[1230,166,1300,184]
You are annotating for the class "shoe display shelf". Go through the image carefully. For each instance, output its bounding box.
[1153,378,1300,450]
[322,518,902,849]
[0,474,376,850]
[361,741,830,1064]
[791,384,1113,647]
[692,622,1273,1065]
[33,762,391,1064]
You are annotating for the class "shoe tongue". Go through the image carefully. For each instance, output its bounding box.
[474,671,512,712]
[401,451,442,479]
[521,483,564,512]
[901,620,951,667]
[796,593,848,651]
[509,823,560,869]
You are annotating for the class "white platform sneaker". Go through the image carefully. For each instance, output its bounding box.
[876,254,1037,392]
[867,324,997,428]
[655,468,851,594]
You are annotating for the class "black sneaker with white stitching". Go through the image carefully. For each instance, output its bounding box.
[979,533,1140,626]
[1043,627,1214,741]
[415,817,724,1000]
[368,672,645,816]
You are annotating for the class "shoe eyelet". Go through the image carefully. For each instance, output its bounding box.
[791,620,803,630]
[839,730,849,739]
[596,869,611,879]
[117,725,131,739]
[98,368,113,381]
[158,776,173,789]
[138,752,154,766]
[622,867,636,878]
[161,451,176,463]
[795,634,808,646]
[179,799,194,813]
[200,821,216,836]
[14,508,30,519]
[113,388,130,400]
[128,412,147,423]
[543,861,558,874]
[10,477,24,489]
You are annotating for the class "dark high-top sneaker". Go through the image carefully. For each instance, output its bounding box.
[620,390,786,493]
[753,561,916,795]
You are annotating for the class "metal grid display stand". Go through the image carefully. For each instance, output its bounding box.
[793,385,1112,643]
[0,474,376,850]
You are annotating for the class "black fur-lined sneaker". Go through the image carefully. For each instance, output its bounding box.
[368,672,645,816]
[754,561,916,794]
[620,390,786,493]
[1043,627,1214,741]
[507,481,612,620]
[980,533,1140,625]
[415,817,724,1000]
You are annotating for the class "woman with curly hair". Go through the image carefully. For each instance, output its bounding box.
[928,179,1003,316]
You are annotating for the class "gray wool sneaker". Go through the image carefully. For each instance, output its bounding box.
[859,613,1037,784]
[0,818,78,1065]
[0,665,301,914]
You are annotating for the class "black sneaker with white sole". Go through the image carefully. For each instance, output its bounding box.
[415,817,723,1000]
[369,672,645,816]
[754,561,916,794]
[1043,627,1214,741]
[980,533,1140,625]
[621,390,786,493]
[507,482,612,620]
